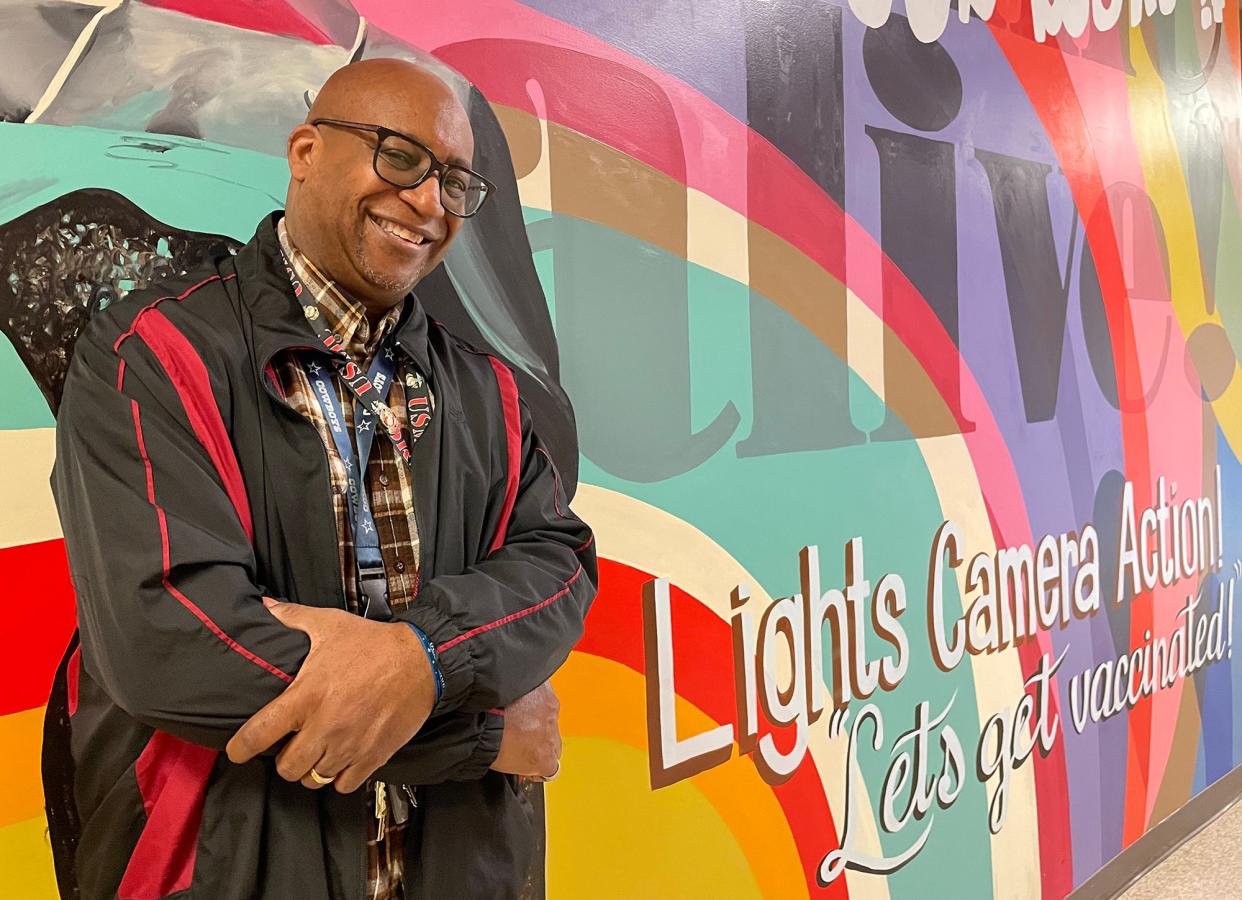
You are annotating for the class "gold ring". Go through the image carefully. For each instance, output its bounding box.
[309,768,336,786]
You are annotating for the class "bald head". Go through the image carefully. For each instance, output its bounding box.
[307,59,471,156]
[284,59,477,320]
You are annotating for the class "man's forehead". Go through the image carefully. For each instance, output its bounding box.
[386,97,474,165]
[329,76,474,165]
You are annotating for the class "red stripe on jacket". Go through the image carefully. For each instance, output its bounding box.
[439,565,586,653]
[135,308,253,543]
[486,357,521,556]
[66,646,80,717]
[113,279,288,898]
[118,733,217,900]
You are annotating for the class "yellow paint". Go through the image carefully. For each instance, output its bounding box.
[552,653,808,899]
[0,428,59,549]
[0,707,46,829]
[513,102,553,212]
[1127,35,1242,459]
[687,187,750,285]
[547,737,764,900]
[0,815,58,900]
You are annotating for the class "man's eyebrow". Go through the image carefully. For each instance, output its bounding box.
[394,124,472,167]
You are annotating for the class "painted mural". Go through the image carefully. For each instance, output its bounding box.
[2,1,1241,898]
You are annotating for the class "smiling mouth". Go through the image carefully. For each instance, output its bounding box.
[369,214,431,248]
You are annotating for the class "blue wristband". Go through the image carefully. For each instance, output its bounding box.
[404,622,445,703]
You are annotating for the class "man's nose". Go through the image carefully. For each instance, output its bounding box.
[397,174,445,220]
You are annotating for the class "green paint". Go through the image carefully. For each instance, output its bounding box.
[0,336,53,429]
[533,247,556,330]
[0,123,287,240]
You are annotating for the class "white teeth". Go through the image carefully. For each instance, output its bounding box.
[373,216,425,245]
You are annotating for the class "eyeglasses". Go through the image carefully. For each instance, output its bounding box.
[311,118,495,218]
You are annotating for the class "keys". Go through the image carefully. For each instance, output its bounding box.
[374,780,389,840]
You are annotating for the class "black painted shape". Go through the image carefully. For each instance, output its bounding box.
[867,127,971,439]
[862,14,963,133]
[422,87,579,495]
[1094,469,1131,653]
[0,188,238,413]
[743,0,845,202]
[976,148,1071,424]
[736,293,865,457]
[738,0,864,457]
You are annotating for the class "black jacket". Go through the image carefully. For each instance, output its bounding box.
[49,213,597,900]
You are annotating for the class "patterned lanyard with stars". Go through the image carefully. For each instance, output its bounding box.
[279,247,435,619]
[305,348,397,618]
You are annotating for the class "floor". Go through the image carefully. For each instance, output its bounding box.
[1118,799,1242,899]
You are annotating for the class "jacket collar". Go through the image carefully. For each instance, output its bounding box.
[237,211,433,375]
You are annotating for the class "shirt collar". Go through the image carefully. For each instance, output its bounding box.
[276,216,404,361]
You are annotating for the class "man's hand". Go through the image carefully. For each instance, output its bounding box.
[225,597,435,793]
[490,682,561,779]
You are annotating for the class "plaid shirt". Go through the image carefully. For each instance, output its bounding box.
[274,217,426,900]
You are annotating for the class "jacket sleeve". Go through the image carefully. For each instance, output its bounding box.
[53,314,309,750]
[53,310,503,784]
[399,395,598,715]
[377,712,505,785]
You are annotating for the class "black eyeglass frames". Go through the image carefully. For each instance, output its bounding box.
[311,118,495,218]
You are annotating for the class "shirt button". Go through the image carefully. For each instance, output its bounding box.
[378,474,389,486]
[395,561,406,573]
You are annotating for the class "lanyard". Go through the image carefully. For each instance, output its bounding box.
[279,246,436,619]
[306,347,397,620]
[278,244,435,459]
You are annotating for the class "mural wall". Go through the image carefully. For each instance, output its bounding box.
[2,1,1241,898]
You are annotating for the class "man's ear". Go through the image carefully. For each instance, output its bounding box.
[287,123,319,183]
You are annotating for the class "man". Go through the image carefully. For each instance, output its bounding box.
[50,58,597,900]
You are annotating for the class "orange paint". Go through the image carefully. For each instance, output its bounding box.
[0,707,47,828]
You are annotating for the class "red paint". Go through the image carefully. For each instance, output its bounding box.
[118,731,218,900]
[139,0,335,45]
[439,566,585,653]
[0,539,77,716]
[436,39,687,184]
[133,309,253,543]
[487,357,522,556]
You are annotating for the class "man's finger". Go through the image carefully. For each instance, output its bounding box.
[332,758,379,795]
[275,728,327,784]
[299,745,349,791]
[226,691,306,764]
[261,598,316,635]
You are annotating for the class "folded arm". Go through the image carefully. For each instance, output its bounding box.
[54,310,499,783]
